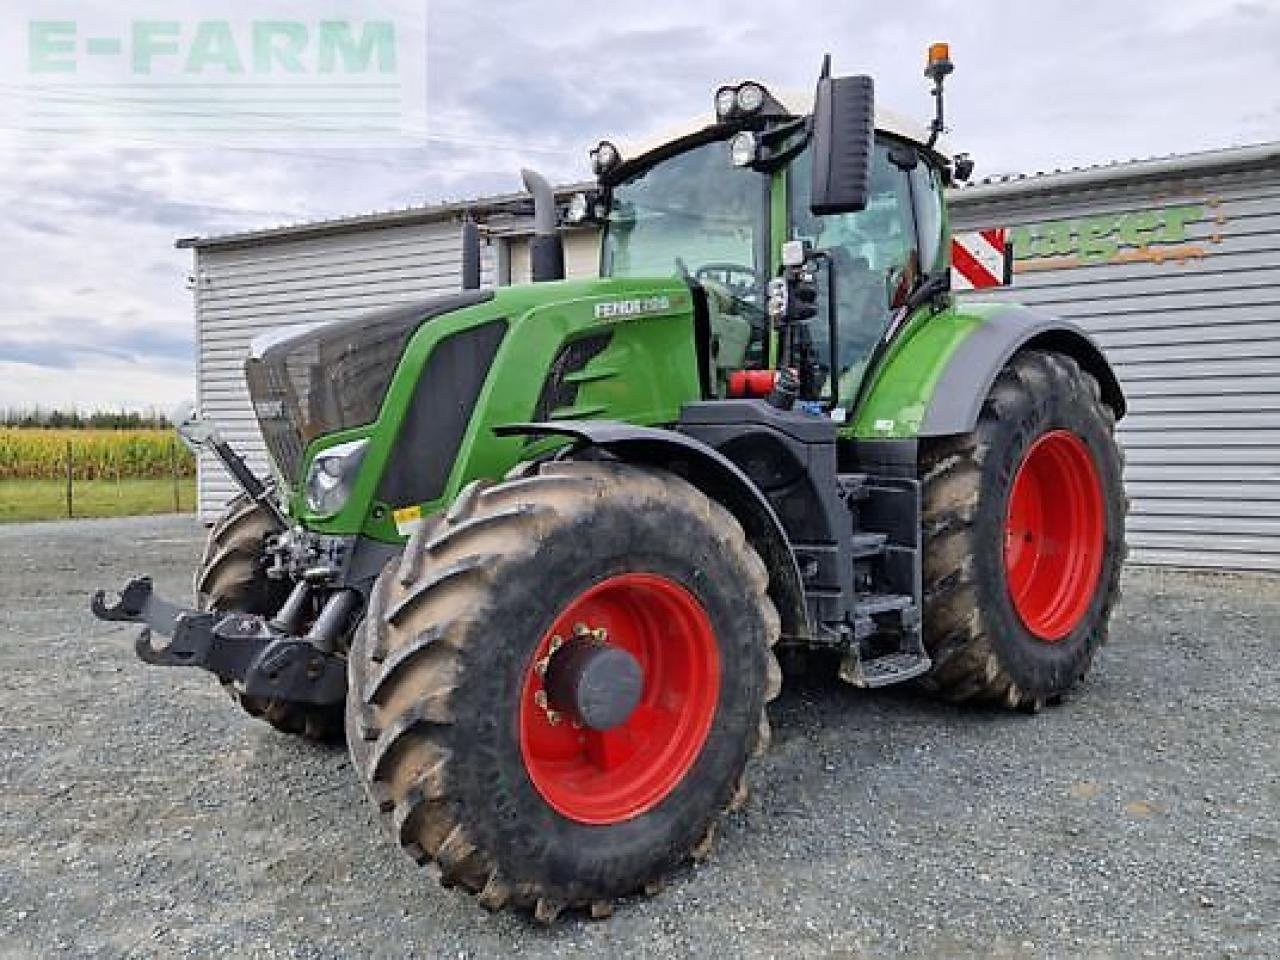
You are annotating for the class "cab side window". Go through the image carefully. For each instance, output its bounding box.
[910,160,946,274]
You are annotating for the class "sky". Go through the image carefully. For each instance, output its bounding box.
[0,0,1276,413]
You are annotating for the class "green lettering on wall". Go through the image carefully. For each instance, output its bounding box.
[1079,216,1119,264]
[1117,210,1159,248]
[1157,204,1203,244]
[1009,224,1034,260]
[1041,221,1076,258]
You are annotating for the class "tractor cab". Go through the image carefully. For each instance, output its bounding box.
[577,52,967,416]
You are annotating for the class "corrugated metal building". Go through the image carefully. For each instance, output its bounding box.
[950,143,1280,571]
[183,142,1280,571]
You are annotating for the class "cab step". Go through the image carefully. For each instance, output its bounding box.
[841,591,929,688]
[840,651,932,688]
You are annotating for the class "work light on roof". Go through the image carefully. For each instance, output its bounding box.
[714,86,738,121]
[590,140,621,176]
[729,131,758,168]
[714,81,772,121]
[735,82,766,114]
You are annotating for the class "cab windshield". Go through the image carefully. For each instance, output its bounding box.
[601,140,769,303]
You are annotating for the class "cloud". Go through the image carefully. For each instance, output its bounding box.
[0,0,1276,412]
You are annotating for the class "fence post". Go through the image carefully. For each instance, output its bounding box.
[170,440,180,513]
[65,439,73,519]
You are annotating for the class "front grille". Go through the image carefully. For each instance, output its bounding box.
[245,357,307,482]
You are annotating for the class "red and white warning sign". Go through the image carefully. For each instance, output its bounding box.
[951,228,1012,290]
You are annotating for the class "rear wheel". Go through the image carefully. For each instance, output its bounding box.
[919,350,1126,709]
[346,460,781,919]
[196,493,343,741]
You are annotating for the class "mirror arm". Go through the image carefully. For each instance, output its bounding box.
[904,269,950,313]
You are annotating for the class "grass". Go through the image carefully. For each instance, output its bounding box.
[0,478,197,523]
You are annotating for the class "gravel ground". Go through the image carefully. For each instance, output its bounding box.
[1,515,1276,959]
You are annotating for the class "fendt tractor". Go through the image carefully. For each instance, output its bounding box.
[94,47,1126,920]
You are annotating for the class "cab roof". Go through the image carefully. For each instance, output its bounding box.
[614,85,951,174]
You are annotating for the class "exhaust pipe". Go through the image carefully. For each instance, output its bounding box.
[520,168,565,282]
[460,214,481,290]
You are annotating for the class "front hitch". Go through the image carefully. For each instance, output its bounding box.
[91,577,348,707]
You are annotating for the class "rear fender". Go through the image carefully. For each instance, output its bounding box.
[494,420,811,644]
[919,306,1126,436]
[851,303,1125,440]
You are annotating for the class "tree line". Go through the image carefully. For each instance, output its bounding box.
[0,409,175,430]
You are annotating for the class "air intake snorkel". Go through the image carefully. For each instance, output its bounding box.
[521,168,565,282]
[460,214,481,290]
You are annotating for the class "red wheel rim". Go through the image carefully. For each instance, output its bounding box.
[1004,430,1106,641]
[519,573,720,825]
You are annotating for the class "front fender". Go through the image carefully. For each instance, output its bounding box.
[494,420,811,644]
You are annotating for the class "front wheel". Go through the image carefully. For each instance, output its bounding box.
[345,460,781,920]
[919,349,1126,709]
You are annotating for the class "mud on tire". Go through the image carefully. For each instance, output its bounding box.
[196,493,343,741]
[919,349,1127,710]
[346,460,782,920]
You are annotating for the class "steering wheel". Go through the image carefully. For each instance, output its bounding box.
[694,262,759,300]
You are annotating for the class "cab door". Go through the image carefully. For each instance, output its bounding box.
[788,137,945,409]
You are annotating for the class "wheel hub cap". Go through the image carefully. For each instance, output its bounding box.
[543,634,644,731]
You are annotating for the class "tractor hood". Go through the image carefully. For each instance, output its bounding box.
[244,291,492,483]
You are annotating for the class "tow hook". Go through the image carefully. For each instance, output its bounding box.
[91,577,350,707]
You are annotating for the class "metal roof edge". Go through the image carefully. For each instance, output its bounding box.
[176,181,595,251]
[947,141,1280,206]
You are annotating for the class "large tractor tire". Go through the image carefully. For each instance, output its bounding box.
[346,460,781,920]
[196,493,343,741]
[919,349,1126,710]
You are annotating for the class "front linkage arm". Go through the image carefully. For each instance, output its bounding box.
[91,577,347,707]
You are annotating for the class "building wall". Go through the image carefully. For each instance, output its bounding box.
[950,161,1280,571]
[504,229,600,284]
[195,220,495,519]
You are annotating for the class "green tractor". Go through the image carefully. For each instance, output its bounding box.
[93,48,1126,920]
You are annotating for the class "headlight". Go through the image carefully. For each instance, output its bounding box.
[304,438,369,517]
[729,130,758,168]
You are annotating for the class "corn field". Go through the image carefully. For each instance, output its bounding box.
[0,428,195,481]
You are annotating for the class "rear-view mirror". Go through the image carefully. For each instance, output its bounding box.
[809,73,875,216]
